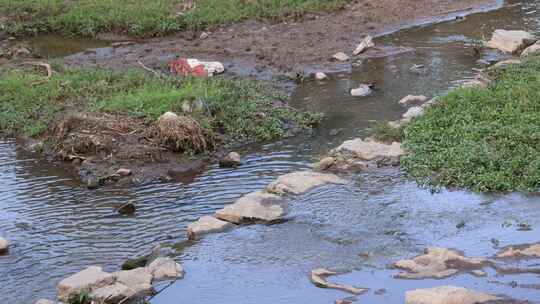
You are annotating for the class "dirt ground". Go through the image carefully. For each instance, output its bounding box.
[65,0,498,77]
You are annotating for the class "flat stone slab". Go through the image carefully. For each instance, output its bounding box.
[394,247,488,279]
[215,191,285,224]
[266,171,346,195]
[57,266,115,302]
[405,285,500,304]
[487,29,536,54]
[114,268,154,294]
[187,215,234,240]
[336,138,403,160]
[310,268,368,295]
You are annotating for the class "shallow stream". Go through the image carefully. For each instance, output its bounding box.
[3,1,540,303]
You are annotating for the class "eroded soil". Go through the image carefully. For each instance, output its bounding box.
[65,0,498,76]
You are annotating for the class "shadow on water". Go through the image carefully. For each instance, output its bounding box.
[2,1,540,303]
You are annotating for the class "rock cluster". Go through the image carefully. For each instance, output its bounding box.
[497,243,540,258]
[57,258,183,304]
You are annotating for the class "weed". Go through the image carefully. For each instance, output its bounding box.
[402,57,540,192]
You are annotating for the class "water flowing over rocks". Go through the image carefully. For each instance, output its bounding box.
[335,138,404,161]
[187,215,234,240]
[310,268,368,295]
[266,171,346,195]
[0,237,9,254]
[497,243,540,258]
[215,191,285,224]
[405,286,501,304]
[57,266,115,302]
[486,29,536,54]
[394,247,488,279]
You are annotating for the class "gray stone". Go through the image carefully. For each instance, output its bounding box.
[398,95,428,105]
[57,266,115,302]
[522,41,540,57]
[114,268,154,295]
[146,257,184,281]
[117,202,136,215]
[89,282,135,304]
[332,52,350,62]
[310,268,368,295]
[215,191,285,224]
[219,152,242,168]
[336,138,403,161]
[315,72,328,80]
[266,171,346,195]
[34,299,54,304]
[350,84,372,97]
[187,216,234,240]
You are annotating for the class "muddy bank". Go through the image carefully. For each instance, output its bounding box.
[63,0,499,77]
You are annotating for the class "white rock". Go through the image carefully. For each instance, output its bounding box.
[402,106,425,122]
[114,268,154,295]
[186,58,225,76]
[315,72,328,80]
[336,138,403,160]
[521,41,540,57]
[187,216,234,240]
[353,35,375,55]
[89,282,135,304]
[146,257,184,281]
[57,266,115,302]
[266,171,346,195]
[486,29,536,54]
[398,95,428,105]
[350,84,372,97]
[215,191,285,224]
[0,237,9,254]
[200,32,209,39]
[332,52,350,62]
[405,286,500,304]
[34,299,54,304]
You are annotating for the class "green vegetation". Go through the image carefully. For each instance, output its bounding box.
[402,58,540,192]
[0,0,349,37]
[0,67,319,143]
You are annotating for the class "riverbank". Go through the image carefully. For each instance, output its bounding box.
[0,66,319,186]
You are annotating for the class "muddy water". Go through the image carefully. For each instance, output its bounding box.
[2,2,540,303]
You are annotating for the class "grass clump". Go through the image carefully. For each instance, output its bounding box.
[0,67,319,144]
[402,58,540,192]
[373,121,404,143]
[0,0,349,37]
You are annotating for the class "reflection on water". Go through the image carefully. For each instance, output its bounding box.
[26,34,110,58]
[2,2,540,304]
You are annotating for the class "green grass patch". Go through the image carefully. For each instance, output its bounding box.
[0,0,349,37]
[401,58,540,192]
[0,67,319,143]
